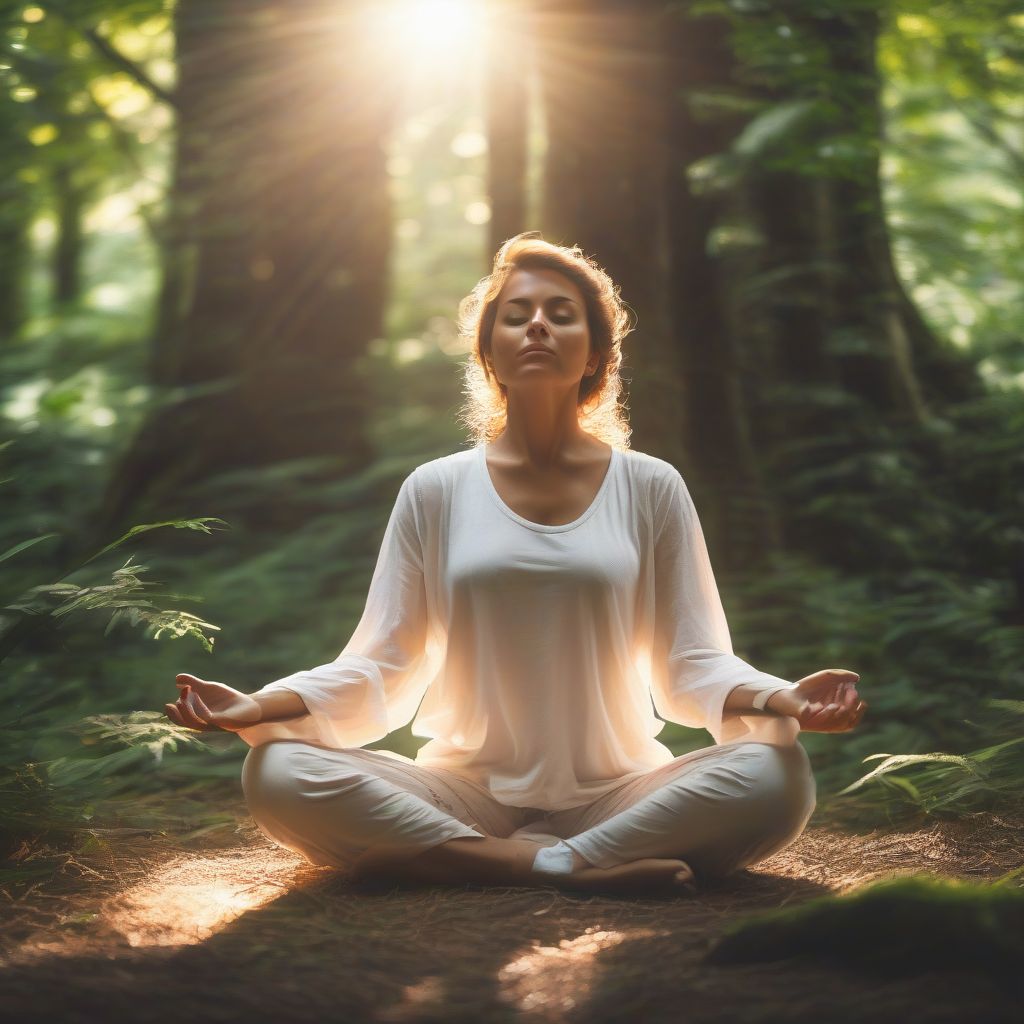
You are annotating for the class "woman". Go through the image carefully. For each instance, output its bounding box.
[165,232,866,896]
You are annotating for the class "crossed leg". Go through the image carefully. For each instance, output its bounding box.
[241,740,815,894]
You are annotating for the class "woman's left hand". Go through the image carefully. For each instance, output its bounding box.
[767,669,866,733]
[164,674,262,733]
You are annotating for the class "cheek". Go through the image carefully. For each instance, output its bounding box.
[564,323,592,351]
[487,328,515,361]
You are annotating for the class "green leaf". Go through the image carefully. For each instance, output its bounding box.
[0,533,60,565]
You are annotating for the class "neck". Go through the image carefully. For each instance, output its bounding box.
[493,394,596,469]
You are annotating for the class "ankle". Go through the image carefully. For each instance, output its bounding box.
[569,849,591,872]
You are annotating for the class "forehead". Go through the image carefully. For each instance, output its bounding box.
[499,266,584,304]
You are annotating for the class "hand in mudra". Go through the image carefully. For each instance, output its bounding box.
[768,669,866,733]
[164,673,262,733]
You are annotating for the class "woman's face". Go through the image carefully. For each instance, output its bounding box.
[487,267,598,393]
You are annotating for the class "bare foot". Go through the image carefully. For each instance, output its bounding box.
[551,856,697,896]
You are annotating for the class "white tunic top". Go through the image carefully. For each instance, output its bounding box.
[236,443,801,811]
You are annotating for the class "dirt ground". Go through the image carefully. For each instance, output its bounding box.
[1,788,1022,1024]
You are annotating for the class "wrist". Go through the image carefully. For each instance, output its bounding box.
[765,687,804,718]
[252,688,309,724]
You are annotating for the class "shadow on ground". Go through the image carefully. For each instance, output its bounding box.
[1,793,1022,1024]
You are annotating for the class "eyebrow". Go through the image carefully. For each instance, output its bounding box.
[502,296,578,308]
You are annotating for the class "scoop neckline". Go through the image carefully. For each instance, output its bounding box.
[476,441,619,534]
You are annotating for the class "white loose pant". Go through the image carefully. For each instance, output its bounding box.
[242,739,816,884]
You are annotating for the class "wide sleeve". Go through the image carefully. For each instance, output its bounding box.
[647,467,801,747]
[235,469,441,751]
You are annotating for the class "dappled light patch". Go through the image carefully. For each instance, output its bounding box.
[0,809,1021,1020]
[3,842,313,963]
[497,925,668,1018]
[98,850,303,948]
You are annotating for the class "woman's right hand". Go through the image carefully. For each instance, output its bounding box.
[767,669,866,733]
[164,673,262,733]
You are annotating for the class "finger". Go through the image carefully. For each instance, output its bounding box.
[174,701,202,730]
[187,689,218,728]
[799,702,819,725]
[827,672,852,700]
[184,687,207,721]
[834,703,856,730]
[164,703,186,727]
[166,702,206,732]
[176,674,212,700]
[801,703,830,729]
[176,691,209,730]
[190,690,216,722]
[830,669,860,682]
[815,702,846,731]
[837,697,867,730]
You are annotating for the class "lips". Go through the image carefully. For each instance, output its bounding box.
[520,344,554,357]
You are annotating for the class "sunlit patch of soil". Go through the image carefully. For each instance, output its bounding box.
[496,925,668,1018]
[1,828,321,964]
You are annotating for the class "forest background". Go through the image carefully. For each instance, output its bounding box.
[1,0,1023,1012]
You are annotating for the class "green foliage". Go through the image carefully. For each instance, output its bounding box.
[837,699,1024,815]
[0,0,1021,910]
[0,432,235,865]
[705,873,1024,984]
[2,521,227,660]
[880,1,1024,380]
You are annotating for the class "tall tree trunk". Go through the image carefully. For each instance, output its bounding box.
[661,3,782,569]
[92,0,399,543]
[895,279,985,406]
[0,175,31,340]
[484,2,530,259]
[51,162,84,306]
[532,0,683,467]
[815,4,930,426]
[738,163,853,560]
[711,0,984,568]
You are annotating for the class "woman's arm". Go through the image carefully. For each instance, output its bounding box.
[712,656,866,733]
[251,688,309,723]
[233,468,441,750]
[646,466,804,746]
[723,681,800,716]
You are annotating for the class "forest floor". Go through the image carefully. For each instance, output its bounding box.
[0,783,1022,1024]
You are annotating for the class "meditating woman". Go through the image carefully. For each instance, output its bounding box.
[165,232,866,895]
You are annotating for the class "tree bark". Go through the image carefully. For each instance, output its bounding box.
[814,4,930,426]
[484,1,531,258]
[0,174,31,341]
[93,0,400,542]
[661,3,782,569]
[532,0,682,465]
[51,162,84,306]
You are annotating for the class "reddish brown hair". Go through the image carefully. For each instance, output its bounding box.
[455,231,634,448]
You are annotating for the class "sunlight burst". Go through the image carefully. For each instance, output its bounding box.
[366,0,487,68]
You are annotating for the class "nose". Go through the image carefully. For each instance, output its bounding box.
[527,313,549,338]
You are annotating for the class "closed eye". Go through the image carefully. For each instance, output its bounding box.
[505,315,574,325]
